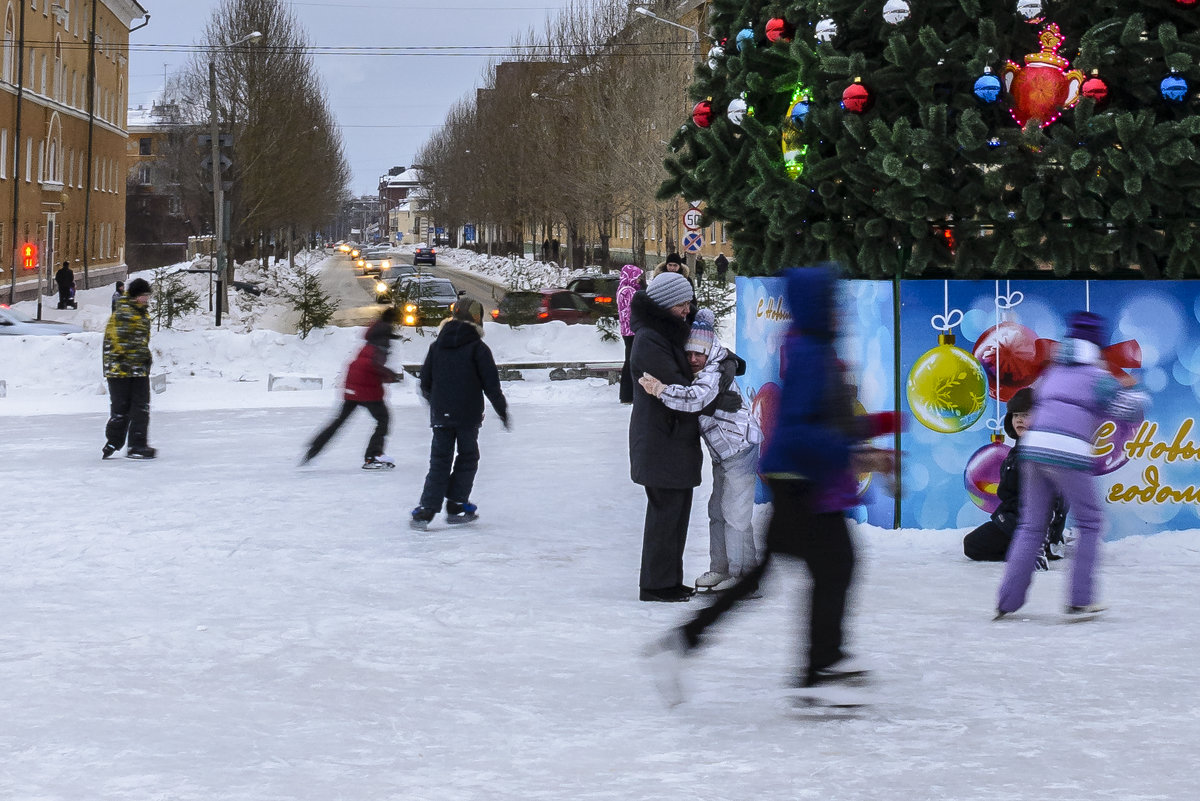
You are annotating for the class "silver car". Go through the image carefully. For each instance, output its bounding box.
[0,305,84,336]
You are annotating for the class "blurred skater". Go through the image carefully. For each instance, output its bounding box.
[996,311,1147,620]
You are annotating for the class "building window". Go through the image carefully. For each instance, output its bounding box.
[25,136,31,181]
[0,128,6,179]
[39,52,45,93]
[3,7,14,84]
[139,137,151,156]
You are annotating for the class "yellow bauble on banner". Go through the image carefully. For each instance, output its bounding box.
[906,333,988,433]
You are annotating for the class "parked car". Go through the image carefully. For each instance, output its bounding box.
[395,277,460,326]
[413,245,437,266]
[566,274,620,316]
[0,305,83,336]
[490,289,593,326]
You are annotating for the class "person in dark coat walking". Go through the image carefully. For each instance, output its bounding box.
[629,271,702,602]
[102,278,155,459]
[646,266,901,706]
[962,388,1066,567]
[411,299,509,529]
[55,261,76,309]
[303,307,402,469]
[714,253,729,284]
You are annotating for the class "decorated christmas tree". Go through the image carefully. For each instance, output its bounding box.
[663,0,1200,277]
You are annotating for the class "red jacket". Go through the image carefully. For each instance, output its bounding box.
[345,343,388,402]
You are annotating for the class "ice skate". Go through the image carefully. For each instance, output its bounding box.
[410,506,434,531]
[445,501,478,524]
[362,455,396,470]
[693,571,729,593]
[1065,603,1107,622]
[790,683,872,710]
[126,446,157,460]
[101,444,117,460]
[808,655,872,686]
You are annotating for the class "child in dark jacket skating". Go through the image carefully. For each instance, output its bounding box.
[303,307,402,469]
[411,299,509,529]
[995,311,1147,619]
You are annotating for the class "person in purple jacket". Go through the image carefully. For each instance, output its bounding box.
[616,264,645,404]
[996,311,1148,620]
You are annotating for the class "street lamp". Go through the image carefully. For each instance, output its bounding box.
[209,30,263,326]
[633,6,700,59]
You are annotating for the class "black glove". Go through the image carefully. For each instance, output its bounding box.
[715,389,743,413]
[499,410,512,431]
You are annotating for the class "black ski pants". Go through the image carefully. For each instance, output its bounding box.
[619,334,635,404]
[305,400,389,462]
[680,478,855,684]
[963,520,1012,562]
[419,425,480,513]
[640,486,693,592]
[105,376,151,450]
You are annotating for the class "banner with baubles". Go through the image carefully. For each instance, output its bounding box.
[736,276,1200,538]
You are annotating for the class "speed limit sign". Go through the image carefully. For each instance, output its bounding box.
[683,208,703,231]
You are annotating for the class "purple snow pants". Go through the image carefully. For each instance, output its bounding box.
[997,460,1104,613]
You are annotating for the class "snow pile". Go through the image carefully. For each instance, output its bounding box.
[432,246,610,290]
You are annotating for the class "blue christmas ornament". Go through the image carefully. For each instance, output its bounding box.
[974,69,1001,103]
[736,28,755,52]
[1161,73,1189,102]
[789,100,810,125]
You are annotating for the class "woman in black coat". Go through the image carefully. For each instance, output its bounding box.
[628,272,703,602]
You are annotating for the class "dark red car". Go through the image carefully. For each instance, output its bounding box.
[491,289,593,325]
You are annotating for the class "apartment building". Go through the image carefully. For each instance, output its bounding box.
[1,0,148,294]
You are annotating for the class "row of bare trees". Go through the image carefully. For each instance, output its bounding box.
[416,0,696,269]
[159,0,350,260]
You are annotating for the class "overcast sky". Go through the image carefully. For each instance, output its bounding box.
[127,1,578,195]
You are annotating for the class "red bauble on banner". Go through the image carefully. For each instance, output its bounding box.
[692,100,714,128]
[842,80,870,113]
[765,17,793,43]
[972,321,1045,402]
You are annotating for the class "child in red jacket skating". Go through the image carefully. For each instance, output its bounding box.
[303,307,403,469]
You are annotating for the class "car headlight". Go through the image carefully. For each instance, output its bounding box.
[381,260,390,269]
[376,282,388,293]
[404,315,417,326]
[404,303,417,313]
[357,260,365,268]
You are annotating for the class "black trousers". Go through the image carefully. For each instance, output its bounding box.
[305,400,389,462]
[681,478,855,683]
[419,425,481,512]
[963,520,1012,561]
[105,377,151,450]
[640,486,693,591]
[619,335,635,403]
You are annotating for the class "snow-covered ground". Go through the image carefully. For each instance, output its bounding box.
[2,255,1197,800]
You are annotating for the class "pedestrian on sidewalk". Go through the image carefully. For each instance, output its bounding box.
[303,307,403,470]
[693,255,706,286]
[111,281,125,312]
[715,252,729,284]
[55,261,76,310]
[102,278,156,460]
[629,271,701,602]
[411,299,509,529]
[639,308,762,593]
[616,264,645,404]
[646,266,900,703]
[995,311,1148,620]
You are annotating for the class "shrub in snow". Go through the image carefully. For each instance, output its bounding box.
[282,264,337,339]
[150,267,202,331]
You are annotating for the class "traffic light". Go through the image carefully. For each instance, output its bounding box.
[21,243,37,270]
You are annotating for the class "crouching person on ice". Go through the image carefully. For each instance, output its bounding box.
[639,308,762,592]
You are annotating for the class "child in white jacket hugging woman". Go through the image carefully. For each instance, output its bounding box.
[640,309,763,592]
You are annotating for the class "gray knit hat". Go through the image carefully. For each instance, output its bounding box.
[646,271,693,309]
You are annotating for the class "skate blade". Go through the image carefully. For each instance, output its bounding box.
[408,520,430,531]
[362,463,396,470]
[790,686,872,710]
[445,514,478,525]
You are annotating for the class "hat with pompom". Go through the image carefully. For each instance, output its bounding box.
[685,308,716,355]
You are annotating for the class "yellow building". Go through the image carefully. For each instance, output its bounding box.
[1,0,148,298]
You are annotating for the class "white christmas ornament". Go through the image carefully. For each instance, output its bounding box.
[707,45,724,70]
[883,0,911,24]
[1017,0,1042,19]
[727,97,748,126]
[815,18,838,43]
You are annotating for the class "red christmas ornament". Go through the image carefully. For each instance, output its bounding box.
[1082,75,1108,102]
[692,100,714,128]
[964,436,1012,513]
[972,321,1045,402]
[1002,23,1085,127]
[842,79,870,113]
[765,17,793,43]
